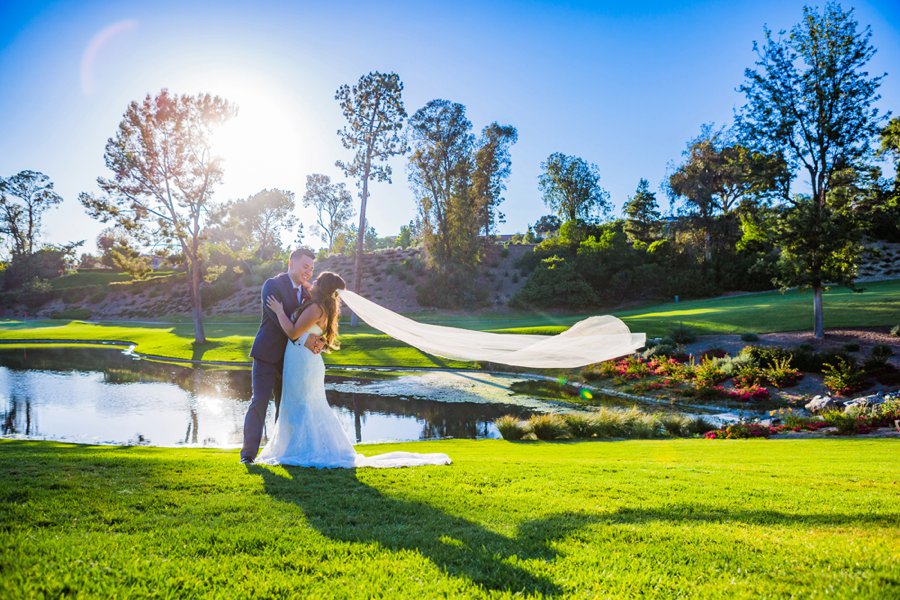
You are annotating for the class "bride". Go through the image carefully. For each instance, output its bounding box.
[252,271,451,468]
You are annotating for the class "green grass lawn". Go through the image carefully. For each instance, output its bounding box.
[1,279,897,366]
[1,439,896,598]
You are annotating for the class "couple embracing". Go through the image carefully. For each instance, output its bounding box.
[240,248,451,469]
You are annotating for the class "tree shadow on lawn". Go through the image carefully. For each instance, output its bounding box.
[250,465,597,596]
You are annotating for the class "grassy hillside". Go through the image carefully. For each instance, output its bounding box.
[1,439,896,598]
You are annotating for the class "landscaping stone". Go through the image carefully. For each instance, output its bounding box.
[843,392,885,412]
[805,395,841,413]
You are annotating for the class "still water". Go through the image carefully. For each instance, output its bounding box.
[0,346,542,447]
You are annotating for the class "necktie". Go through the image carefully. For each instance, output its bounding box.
[296,286,303,306]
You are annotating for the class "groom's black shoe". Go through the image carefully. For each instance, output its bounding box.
[240,457,253,465]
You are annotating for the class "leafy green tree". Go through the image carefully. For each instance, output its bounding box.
[533,215,561,239]
[510,256,597,309]
[407,100,478,277]
[97,227,151,279]
[471,123,517,239]
[668,126,788,264]
[302,174,354,253]
[737,3,886,338]
[336,71,408,321]
[538,153,610,224]
[861,117,900,241]
[211,189,296,261]
[622,179,661,246]
[80,89,236,343]
[395,223,414,249]
[0,170,63,256]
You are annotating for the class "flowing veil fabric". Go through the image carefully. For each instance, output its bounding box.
[337,290,645,368]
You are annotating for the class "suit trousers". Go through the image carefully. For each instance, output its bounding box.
[241,358,283,461]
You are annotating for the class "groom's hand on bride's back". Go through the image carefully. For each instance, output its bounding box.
[304,334,326,354]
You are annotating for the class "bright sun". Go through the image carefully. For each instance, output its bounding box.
[206,78,305,192]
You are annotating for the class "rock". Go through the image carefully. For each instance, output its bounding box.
[805,395,841,413]
[843,392,885,412]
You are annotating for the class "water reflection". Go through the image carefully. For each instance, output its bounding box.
[0,347,533,447]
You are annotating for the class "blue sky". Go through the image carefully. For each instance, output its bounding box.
[1,0,898,253]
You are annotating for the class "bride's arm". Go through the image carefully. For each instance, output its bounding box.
[265,296,324,342]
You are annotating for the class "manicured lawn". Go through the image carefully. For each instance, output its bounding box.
[1,279,897,366]
[0,439,896,598]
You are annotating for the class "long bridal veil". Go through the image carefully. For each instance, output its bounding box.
[337,290,645,369]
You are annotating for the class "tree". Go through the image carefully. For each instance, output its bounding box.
[231,189,296,260]
[538,153,610,224]
[407,100,478,277]
[396,222,414,249]
[80,89,236,343]
[302,174,354,253]
[471,123,517,239]
[862,117,900,241]
[737,3,886,338]
[336,71,408,323]
[533,214,561,238]
[97,226,151,278]
[0,170,63,256]
[622,179,661,246]
[668,126,787,266]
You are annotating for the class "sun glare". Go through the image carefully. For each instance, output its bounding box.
[206,78,305,192]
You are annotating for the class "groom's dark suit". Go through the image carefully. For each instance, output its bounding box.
[241,272,309,462]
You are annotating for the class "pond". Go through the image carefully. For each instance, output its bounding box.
[0,346,574,447]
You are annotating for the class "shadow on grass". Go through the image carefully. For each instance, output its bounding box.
[251,465,595,596]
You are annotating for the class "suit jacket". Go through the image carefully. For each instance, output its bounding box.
[249,273,310,365]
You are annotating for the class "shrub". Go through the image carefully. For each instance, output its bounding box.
[891,325,900,337]
[822,357,865,396]
[715,384,770,402]
[528,414,571,440]
[614,356,650,379]
[694,356,728,388]
[563,414,598,438]
[732,362,768,388]
[764,356,803,388]
[495,416,528,441]
[863,345,894,374]
[704,421,777,439]
[821,410,875,435]
[842,342,860,353]
[510,256,598,309]
[740,332,760,342]
[49,308,92,320]
[669,324,697,345]
[582,360,619,380]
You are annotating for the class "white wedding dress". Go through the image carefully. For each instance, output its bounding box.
[253,324,452,468]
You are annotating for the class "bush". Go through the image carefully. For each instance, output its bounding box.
[495,416,528,441]
[528,414,572,440]
[704,421,777,439]
[740,332,759,342]
[694,357,728,388]
[732,362,768,388]
[49,308,92,320]
[842,343,860,353]
[764,356,803,388]
[510,256,598,309]
[822,357,865,396]
[891,325,900,337]
[669,324,697,345]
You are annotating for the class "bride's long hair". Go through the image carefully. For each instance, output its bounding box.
[308,271,346,351]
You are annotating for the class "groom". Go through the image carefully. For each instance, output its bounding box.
[240,247,325,464]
